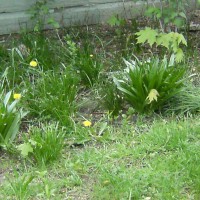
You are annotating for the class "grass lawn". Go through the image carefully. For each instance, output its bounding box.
[0,19,200,199]
[1,117,200,199]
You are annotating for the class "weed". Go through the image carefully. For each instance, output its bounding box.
[28,0,59,32]
[99,81,123,116]
[75,44,103,87]
[144,0,188,32]
[18,123,65,166]
[20,33,61,71]
[24,68,78,126]
[166,83,200,114]
[6,172,35,200]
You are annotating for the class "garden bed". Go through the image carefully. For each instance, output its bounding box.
[0,14,200,199]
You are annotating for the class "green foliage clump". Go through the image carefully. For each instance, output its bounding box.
[166,84,200,114]
[0,91,26,148]
[64,37,103,87]
[75,47,103,87]
[20,33,61,71]
[7,172,35,200]
[29,0,59,32]
[114,55,186,113]
[24,69,79,126]
[145,0,187,31]
[135,28,187,62]
[18,123,65,166]
[99,82,123,116]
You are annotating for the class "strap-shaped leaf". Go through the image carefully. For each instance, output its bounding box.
[3,91,12,107]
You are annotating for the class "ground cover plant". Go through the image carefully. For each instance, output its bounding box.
[0,3,200,199]
[113,55,186,113]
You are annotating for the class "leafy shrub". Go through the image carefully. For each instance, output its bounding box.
[24,69,79,126]
[0,91,26,147]
[18,123,65,166]
[114,55,186,113]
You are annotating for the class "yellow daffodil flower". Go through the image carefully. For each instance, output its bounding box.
[82,120,92,127]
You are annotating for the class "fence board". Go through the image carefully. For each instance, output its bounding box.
[0,0,144,35]
[53,1,144,26]
[0,0,130,13]
[0,0,197,35]
[0,0,35,13]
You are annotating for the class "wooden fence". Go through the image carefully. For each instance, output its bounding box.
[0,0,198,35]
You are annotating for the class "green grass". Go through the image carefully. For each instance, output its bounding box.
[18,123,66,166]
[22,68,79,127]
[1,117,200,199]
[0,22,200,200]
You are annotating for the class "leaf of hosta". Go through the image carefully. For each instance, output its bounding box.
[17,143,33,157]
[146,89,159,104]
[136,27,158,47]
[175,48,184,63]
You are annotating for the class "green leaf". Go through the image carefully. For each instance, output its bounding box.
[156,33,171,49]
[7,100,18,113]
[3,91,12,107]
[47,18,60,29]
[107,16,120,26]
[173,18,184,28]
[175,48,184,63]
[17,143,33,157]
[135,27,158,47]
[98,122,108,136]
[176,33,187,46]
[4,113,20,143]
[179,12,187,19]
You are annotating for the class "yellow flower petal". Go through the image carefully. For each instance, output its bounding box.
[30,60,38,67]
[13,93,22,100]
[82,120,92,127]
[90,54,94,58]
[146,89,159,104]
